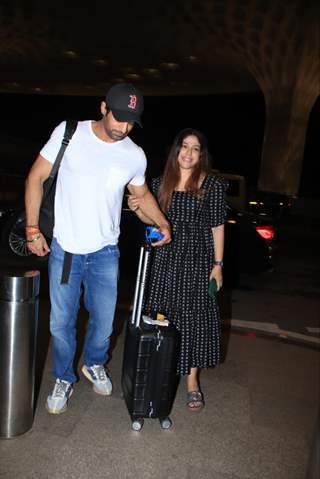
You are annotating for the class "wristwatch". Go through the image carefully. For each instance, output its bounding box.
[213,260,223,267]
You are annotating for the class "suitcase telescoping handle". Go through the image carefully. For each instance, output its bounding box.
[131,245,151,328]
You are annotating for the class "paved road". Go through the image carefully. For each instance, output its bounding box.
[225,214,320,346]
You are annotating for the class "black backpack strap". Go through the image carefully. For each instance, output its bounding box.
[46,119,77,285]
[48,119,78,181]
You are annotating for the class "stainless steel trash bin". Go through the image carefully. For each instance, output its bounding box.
[0,270,40,438]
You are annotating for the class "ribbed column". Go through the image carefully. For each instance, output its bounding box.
[257,2,320,196]
[258,88,317,196]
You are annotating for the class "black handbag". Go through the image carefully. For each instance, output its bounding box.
[38,119,78,238]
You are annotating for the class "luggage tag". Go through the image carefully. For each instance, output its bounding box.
[142,313,169,327]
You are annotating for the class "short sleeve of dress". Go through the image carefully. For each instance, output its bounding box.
[150,176,161,197]
[207,176,228,227]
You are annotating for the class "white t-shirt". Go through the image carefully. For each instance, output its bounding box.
[40,120,146,254]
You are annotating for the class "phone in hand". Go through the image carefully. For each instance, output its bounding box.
[145,226,164,243]
[208,278,218,298]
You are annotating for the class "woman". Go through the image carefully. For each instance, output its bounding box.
[128,128,227,411]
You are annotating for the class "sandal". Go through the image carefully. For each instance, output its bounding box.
[187,390,204,411]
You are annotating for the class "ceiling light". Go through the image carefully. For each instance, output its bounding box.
[125,73,141,80]
[92,58,108,66]
[185,55,198,63]
[63,50,78,59]
[143,68,160,75]
[160,62,180,70]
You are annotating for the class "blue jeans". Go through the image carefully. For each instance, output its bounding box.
[48,238,119,383]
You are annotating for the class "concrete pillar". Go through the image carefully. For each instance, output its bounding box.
[258,88,317,196]
[257,2,320,196]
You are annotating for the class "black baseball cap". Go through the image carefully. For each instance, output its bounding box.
[105,83,144,127]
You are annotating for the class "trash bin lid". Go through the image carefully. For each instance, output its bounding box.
[0,270,40,301]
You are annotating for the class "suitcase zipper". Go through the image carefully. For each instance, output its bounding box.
[148,331,162,417]
[156,330,162,351]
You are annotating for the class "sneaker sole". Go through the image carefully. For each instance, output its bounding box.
[46,388,73,414]
[81,366,112,396]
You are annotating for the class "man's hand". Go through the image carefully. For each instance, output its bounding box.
[26,231,50,256]
[127,188,171,246]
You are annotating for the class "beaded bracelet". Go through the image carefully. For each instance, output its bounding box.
[26,234,41,243]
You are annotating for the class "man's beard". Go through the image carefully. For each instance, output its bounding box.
[107,128,127,141]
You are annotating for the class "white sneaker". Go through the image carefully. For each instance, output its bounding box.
[46,379,73,414]
[82,364,112,396]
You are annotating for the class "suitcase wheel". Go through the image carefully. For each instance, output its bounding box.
[131,418,144,431]
[159,417,172,430]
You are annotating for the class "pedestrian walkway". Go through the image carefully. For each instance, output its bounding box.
[0,306,319,479]
[0,214,319,478]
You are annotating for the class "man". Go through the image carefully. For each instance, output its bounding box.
[25,83,171,414]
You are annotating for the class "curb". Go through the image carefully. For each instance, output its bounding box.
[224,319,320,349]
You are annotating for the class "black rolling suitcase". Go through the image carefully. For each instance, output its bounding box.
[121,244,180,431]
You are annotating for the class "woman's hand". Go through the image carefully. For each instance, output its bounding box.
[209,265,223,291]
[152,223,171,246]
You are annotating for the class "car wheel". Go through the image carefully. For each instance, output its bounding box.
[2,211,33,257]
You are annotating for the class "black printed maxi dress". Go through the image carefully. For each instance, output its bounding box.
[144,174,227,376]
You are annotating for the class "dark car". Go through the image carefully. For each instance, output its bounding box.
[0,172,26,254]
[0,173,275,287]
[223,205,274,285]
[117,203,275,287]
[247,190,293,222]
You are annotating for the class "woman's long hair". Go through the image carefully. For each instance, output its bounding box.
[158,128,211,212]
